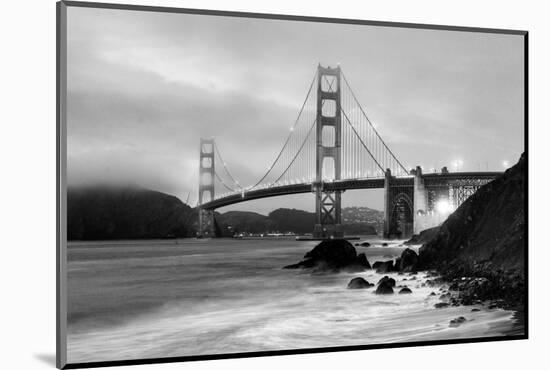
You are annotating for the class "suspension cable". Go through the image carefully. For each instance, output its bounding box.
[341,71,408,174]
[214,142,242,189]
[272,119,317,185]
[214,171,236,192]
[341,107,385,174]
[250,70,318,189]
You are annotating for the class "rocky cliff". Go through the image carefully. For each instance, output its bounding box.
[419,153,525,274]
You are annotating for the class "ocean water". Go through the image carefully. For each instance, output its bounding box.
[66,237,518,363]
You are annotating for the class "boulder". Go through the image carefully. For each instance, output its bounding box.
[360,241,371,247]
[377,276,396,287]
[373,260,394,273]
[398,248,419,272]
[283,239,370,272]
[356,253,372,269]
[399,287,412,294]
[375,281,394,294]
[434,302,449,309]
[394,257,402,271]
[347,277,374,289]
[449,316,467,327]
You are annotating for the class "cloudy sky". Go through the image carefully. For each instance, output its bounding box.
[66,6,524,214]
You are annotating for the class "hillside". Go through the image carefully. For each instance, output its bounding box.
[67,185,196,240]
[268,208,316,234]
[419,153,525,275]
[216,211,273,235]
[342,206,384,233]
[217,207,380,235]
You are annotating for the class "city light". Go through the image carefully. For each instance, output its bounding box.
[435,199,454,214]
[502,160,509,168]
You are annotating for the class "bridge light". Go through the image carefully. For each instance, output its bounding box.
[435,199,454,215]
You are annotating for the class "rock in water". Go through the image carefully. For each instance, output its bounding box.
[377,276,396,287]
[398,248,419,272]
[283,239,371,273]
[356,253,372,269]
[373,260,394,273]
[376,280,394,294]
[398,287,412,294]
[347,277,374,289]
[449,316,467,327]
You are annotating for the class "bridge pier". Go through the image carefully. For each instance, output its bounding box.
[198,138,216,238]
[198,208,215,238]
[413,166,428,234]
[313,65,343,239]
[383,169,392,238]
[384,168,414,239]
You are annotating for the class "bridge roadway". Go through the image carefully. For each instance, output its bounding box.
[200,171,502,210]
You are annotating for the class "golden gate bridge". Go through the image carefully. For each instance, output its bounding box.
[197,65,501,239]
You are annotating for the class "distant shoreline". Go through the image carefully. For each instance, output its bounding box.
[67,235,385,245]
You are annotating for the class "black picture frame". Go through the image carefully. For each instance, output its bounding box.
[56,1,528,369]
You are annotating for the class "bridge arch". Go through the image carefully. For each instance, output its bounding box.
[389,192,414,239]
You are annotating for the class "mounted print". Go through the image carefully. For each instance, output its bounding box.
[56,1,528,368]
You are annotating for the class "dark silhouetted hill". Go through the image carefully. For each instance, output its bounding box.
[67,186,196,240]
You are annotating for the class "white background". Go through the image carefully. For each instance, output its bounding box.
[0,0,547,369]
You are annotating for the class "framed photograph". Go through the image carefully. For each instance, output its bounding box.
[57,1,528,368]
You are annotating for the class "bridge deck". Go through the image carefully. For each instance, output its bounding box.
[200,171,502,210]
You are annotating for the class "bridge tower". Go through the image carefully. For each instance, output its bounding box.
[313,65,344,239]
[198,138,215,237]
